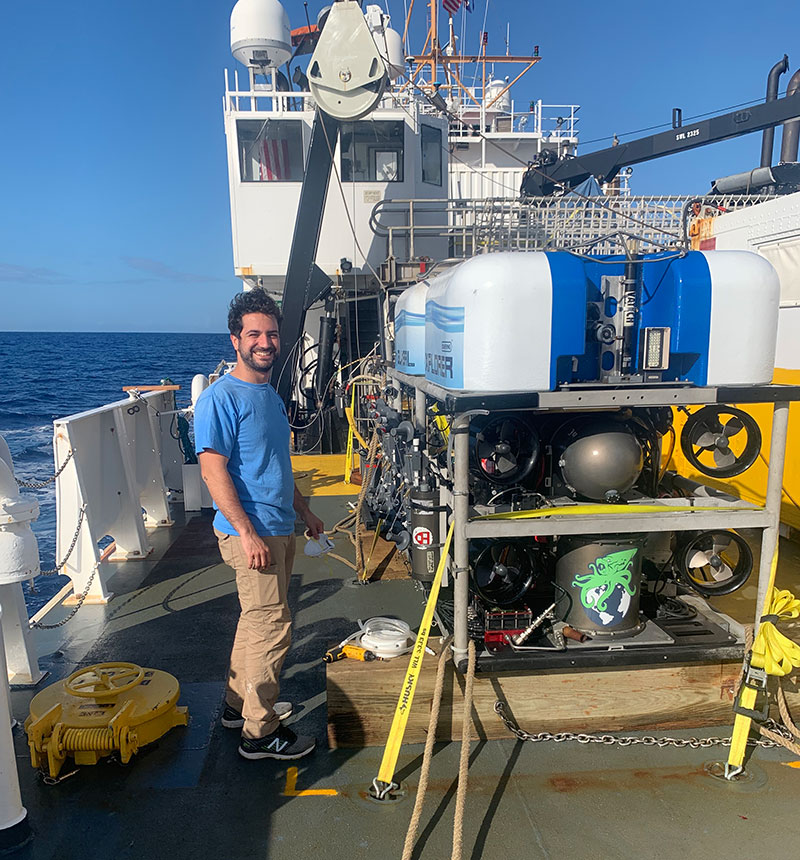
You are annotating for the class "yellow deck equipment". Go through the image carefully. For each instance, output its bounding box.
[25,662,189,779]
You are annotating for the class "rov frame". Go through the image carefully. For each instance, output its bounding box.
[388,370,800,674]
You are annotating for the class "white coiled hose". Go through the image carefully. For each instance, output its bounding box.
[339,617,413,659]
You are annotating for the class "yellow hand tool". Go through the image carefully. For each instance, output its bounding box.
[323,644,377,663]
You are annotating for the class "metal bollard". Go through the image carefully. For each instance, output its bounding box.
[0,608,31,853]
[0,434,44,685]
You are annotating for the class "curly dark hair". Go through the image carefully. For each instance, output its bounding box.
[227,289,283,336]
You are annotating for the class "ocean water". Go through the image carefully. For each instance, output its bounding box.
[0,331,235,615]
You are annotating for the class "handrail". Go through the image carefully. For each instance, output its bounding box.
[222,73,581,138]
[369,194,777,262]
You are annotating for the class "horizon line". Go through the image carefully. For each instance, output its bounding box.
[0,330,228,335]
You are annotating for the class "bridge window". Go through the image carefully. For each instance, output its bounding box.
[341,121,405,182]
[237,119,304,182]
[421,125,442,186]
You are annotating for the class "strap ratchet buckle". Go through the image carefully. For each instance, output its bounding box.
[732,662,770,723]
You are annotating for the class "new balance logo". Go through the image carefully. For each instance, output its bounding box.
[267,738,290,752]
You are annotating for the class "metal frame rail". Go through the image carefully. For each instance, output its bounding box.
[389,370,800,672]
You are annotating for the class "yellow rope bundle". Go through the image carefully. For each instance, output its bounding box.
[752,589,800,677]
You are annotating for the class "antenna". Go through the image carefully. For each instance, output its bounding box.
[230,0,292,70]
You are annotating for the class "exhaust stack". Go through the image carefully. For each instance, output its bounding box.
[760,55,789,168]
[780,67,800,164]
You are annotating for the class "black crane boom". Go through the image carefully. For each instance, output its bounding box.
[521,91,800,196]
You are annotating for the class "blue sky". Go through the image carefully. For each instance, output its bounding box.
[1,0,798,332]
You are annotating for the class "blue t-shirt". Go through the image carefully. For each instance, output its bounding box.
[193,373,295,537]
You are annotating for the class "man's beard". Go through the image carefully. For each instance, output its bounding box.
[238,342,278,373]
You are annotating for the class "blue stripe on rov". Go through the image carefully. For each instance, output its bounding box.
[395,310,426,330]
[427,301,465,333]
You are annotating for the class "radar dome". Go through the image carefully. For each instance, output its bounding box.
[230,0,292,69]
[364,4,404,80]
[380,28,405,81]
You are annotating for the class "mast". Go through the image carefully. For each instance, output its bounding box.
[406,0,541,132]
[429,0,437,83]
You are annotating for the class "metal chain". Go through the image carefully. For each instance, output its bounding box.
[41,766,80,786]
[30,567,98,630]
[494,701,782,750]
[39,505,86,575]
[15,449,75,489]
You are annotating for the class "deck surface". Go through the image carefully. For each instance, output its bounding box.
[9,460,800,859]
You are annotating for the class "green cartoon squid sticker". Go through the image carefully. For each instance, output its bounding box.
[571,547,638,626]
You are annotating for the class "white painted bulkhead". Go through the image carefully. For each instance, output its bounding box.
[224,98,450,292]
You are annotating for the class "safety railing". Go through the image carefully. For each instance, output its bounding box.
[223,70,580,142]
[370,194,777,261]
[445,98,580,139]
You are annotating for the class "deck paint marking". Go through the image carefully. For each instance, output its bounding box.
[283,766,339,796]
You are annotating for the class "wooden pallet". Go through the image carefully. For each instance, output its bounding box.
[326,645,800,748]
[355,524,409,581]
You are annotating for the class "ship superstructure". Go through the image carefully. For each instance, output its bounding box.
[223,0,578,293]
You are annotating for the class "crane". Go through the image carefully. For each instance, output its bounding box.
[520,91,800,197]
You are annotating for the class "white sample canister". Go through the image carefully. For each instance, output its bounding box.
[424,251,588,392]
[394,279,429,375]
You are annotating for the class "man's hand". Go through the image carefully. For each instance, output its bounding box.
[294,482,324,539]
[240,530,272,570]
[302,510,325,540]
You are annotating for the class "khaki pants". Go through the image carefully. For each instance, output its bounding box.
[215,529,296,739]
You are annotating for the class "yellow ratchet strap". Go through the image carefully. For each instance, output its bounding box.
[429,403,451,443]
[472,503,730,521]
[372,522,455,798]
[344,384,367,483]
[344,423,354,485]
[726,548,800,776]
[361,518,384,582]
[345,406,369,451]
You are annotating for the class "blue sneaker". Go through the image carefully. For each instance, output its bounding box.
[238,724,316,760]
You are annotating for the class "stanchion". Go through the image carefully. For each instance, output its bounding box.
[0,608,31,853]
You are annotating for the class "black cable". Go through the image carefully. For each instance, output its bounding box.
[652,552,676,598]
[578,91,789,148]
[640,255,679,305]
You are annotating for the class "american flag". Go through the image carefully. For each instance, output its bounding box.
[442,0,462,15]
[259,138,291,181]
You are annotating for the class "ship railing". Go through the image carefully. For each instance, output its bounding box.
[370,194,777,262]
[224,68,426,115]
[224,76,315,114]
[223,70,580,142]
[51,390,184,603]
[444,97,579,139]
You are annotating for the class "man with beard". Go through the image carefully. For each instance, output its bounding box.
[195,289,323,760]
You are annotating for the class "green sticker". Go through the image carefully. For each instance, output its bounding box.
[572,548,638,613]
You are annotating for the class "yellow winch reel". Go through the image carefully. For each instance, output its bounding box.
[25,662,189,779]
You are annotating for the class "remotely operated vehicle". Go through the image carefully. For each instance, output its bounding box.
[360,245,781,667]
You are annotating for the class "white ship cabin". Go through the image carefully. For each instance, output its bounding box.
[222,0,580,292]
[446,91,579,200]
[224,77,451,293]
